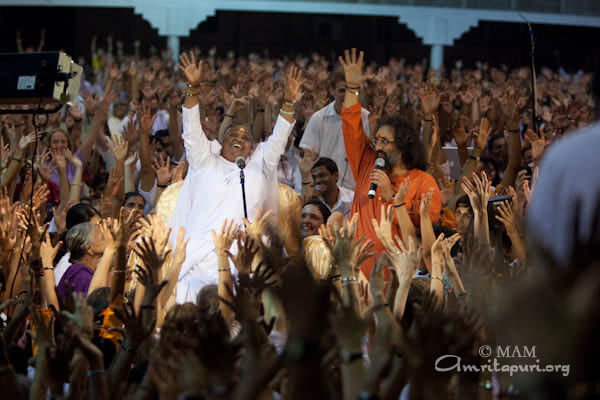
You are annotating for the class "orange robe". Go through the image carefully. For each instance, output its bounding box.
[341,103,441,278]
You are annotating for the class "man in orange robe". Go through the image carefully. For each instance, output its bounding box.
[338,48,441,278]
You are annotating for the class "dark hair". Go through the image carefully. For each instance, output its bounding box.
[123,192,145,206]
[331,71,346,87]
[302,199,331,223]
[376,115,427,171]
[66,203,101,230]
[312,157,338,175]
[455,195,472,212]
[154,129,169,139]
[149,135,165,148]
[479,156,500,186]
[487,133,505,154]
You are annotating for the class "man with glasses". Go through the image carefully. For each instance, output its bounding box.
[299,71,371,191]
[339,48,441,278]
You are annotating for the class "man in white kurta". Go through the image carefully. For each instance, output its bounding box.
[168,104,295,303]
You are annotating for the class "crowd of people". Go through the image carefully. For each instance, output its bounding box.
[0,28,599,400]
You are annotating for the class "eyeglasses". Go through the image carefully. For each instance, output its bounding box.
[370,136,396,147]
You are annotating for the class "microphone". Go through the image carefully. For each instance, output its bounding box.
[235,156,246,169]
[368,157,386,199]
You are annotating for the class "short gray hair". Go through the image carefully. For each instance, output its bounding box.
[66,222,96,263]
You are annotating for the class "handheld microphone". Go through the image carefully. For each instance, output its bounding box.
[368,157,386,199]
[235,156,246,169]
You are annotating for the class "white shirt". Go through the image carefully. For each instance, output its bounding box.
[278,147,302,193]
[169,105,295,303]
[321,186,354,218]
[299,101,370,191]
[527,121,600,267]
[54,252,71,286]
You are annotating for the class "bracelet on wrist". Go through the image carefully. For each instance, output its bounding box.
[218,268,231,272]
[431,276,444,284]
[345,84,360,90]
[87,369,106,377]
[157,183,169,189]
[341,276,357,284]
[469,155,480,162]
[302,181,312,185]
[256,108,265,113]
[393,202,405,208]
[280,108,295,115]
[187,83,200,89]
[12,157,22,163]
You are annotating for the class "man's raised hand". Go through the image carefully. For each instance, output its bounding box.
[338,48,366,87]
[177,51,203,86]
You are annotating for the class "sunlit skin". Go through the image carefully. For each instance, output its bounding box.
[221,125,252,163]
[372,125,400,167]
[300,204,325,239]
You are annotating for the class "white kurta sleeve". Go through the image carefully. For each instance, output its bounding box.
[182,104,210,170]
[262,115,295,175]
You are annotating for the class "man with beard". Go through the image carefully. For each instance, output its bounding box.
[339,48,441,278]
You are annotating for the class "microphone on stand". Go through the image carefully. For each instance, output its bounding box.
[368,157,386,199]
[235,156,246,170]
[236,157,249,219]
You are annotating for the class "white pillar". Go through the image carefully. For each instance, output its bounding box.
[430,44,444,71]
[168,35,180,61]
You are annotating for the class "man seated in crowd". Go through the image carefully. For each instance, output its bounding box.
[299,71,371,191]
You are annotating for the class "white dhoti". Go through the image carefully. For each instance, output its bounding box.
[168,105,295,304]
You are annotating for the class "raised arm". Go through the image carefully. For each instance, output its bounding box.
[339,48,371,178]
[499,89,526,190]
[137,106,157,192]
[177,51,212,169]
[78,89,116,163]
[167,91,184,161]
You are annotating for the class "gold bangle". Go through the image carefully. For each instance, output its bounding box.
[431,276,444,284]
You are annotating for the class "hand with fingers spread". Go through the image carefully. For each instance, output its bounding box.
[295,147,319,181]
[474,117,492,151]
[113,298,156,351]
[18,130,42,152]
[418,82,440,118]
[243,208,275,243]
[134,262,168,305]
[226,233,259,276]
[152,155,173,187]
[283,65,306,103]
[40,231,61,268]
[133,236,172,273]
[524,129,550,164]
[372,204,397,250]
[137,105,157,136]
[177,51,203,86]
[211,219,238,257]
[495,200,523,239]
[109,134,129,163]
[338,48,367,88]
[324,215,368,278]
[461,171,491,216]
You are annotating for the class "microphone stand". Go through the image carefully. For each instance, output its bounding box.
[239,169,248,220]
